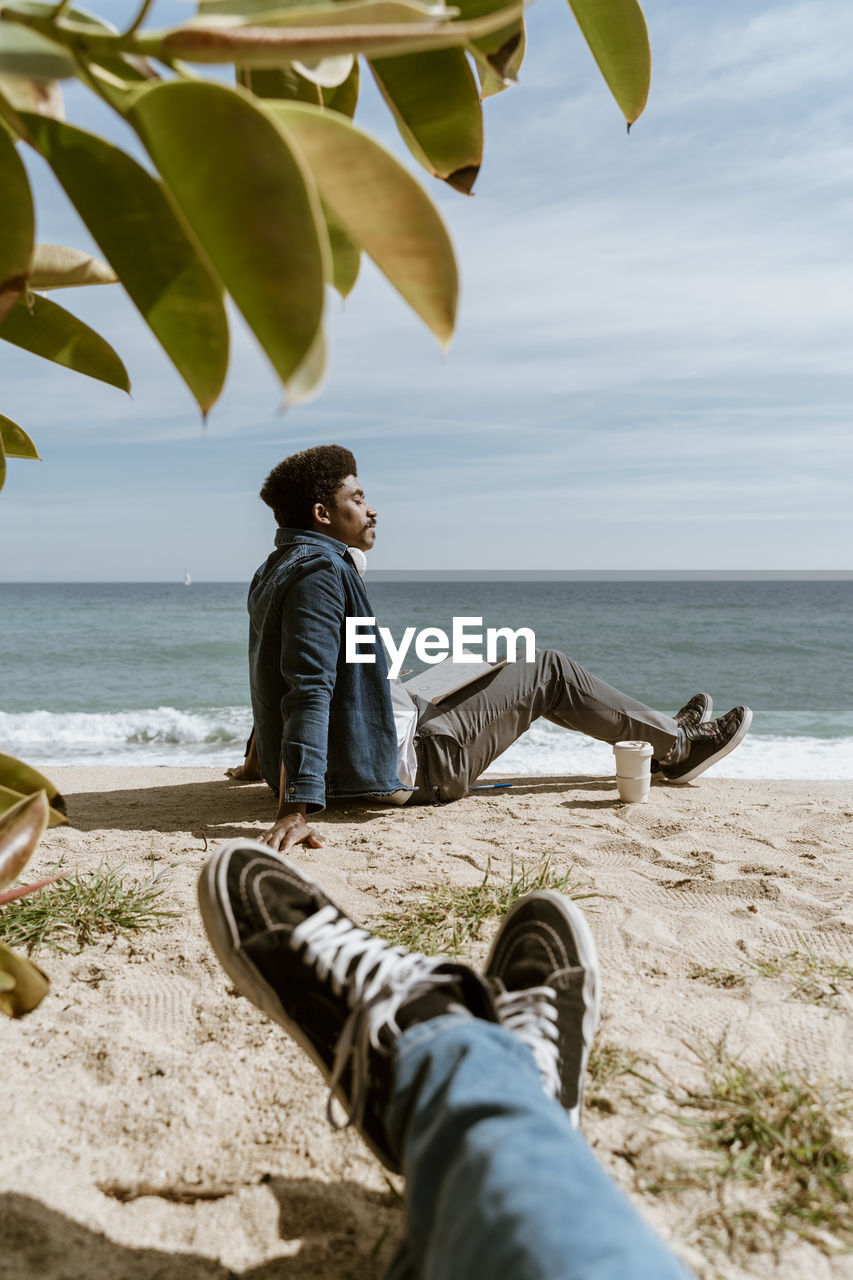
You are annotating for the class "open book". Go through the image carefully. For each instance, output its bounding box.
[402,653,507,705]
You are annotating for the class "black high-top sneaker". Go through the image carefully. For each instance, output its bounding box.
[485,891,601,1129]
[198,841,498,1173]
[651,694,713,775]
[660,705,753,783]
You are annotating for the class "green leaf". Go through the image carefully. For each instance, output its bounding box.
[29,243,117,290]
[23,114,229,415]
[287,323,327,404]
[0,17,75,81]
[267,101,456,345]
[323,202,360,297]
[321,58,359,116]
[0,940,49,1018]
[0,786,65,828]
[452,0,524,97]
[0,414,39,460]
[0,790,50,891]
[0,71,64,118]
[0,293,130,391]
[0,125,34,322]
[369,49,482,192]
[238,64,322,105]
[0,753,63,810]
[131,80,327,393]
[567,0,650,125]
[0,3,118,81]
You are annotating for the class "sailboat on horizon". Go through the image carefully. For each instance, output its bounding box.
[183,570,192,587]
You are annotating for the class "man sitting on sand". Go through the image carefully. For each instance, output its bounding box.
[231,444,752,854]
[199,839,693,1278]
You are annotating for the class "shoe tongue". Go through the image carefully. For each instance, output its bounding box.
[396,963,499,1034]
[503,960,548,992]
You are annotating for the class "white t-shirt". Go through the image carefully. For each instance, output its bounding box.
[388,678,418,791]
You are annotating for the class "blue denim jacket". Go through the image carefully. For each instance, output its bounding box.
[248,528,403,812]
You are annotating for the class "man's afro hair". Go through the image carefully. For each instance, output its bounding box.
[259,444,357,530]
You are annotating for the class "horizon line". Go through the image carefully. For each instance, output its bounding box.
[2,570,851,584]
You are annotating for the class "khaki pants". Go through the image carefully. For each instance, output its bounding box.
[410,649,679,804]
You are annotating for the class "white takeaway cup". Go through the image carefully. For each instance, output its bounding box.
[613,740,654,803]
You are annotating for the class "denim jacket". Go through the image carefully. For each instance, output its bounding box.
[248,528,403,812]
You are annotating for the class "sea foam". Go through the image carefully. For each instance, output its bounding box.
[1,707,850,779]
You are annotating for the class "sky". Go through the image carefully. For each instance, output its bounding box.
[2,0,853,579]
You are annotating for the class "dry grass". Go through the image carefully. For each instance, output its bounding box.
[745,942,853,1006]
[0,862,178,954]
[378,857,594,956]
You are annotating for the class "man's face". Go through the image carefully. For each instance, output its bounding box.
[313,474,377,551]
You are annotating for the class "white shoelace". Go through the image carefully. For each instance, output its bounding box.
[494,986,561,1100]
[290,905,449,1130]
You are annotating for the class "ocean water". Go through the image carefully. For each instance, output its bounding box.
[1,580,851,779]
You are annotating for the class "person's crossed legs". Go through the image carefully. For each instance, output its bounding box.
[411,650,751,801]
[198,840,693,1279]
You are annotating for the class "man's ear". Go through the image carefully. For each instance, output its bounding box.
[312,501,332,527]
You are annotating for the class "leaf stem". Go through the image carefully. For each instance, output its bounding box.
[123,0,154,38]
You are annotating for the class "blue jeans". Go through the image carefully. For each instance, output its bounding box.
[383,1017,692,1280]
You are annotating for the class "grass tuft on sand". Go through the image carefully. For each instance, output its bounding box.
[379,857,594,955]
[0,863,178,954]
[645,1042,853,1258]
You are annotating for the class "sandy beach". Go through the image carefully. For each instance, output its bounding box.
[2,767,852,1279]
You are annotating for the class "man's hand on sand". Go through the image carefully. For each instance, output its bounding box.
[225,760,263,782]
[259,814,323,853]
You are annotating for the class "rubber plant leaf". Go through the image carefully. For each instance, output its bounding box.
[0,414,39,464]
[369,49,482,192]
[286,322,327,405]
[0,293,130,391]
[0,125,34,322]
[267,101,456,345]
[293,54,354,88]
[0,2,119,80]
[0,71,64,119]
[323,200,360,297]
[0,940,49,1018]
[22,114,229,415]
[567,0,650,126]
[0,786,66,828]
[321,59,359,117]
[0,790,50,892]
[452,0,524,98]
[0,17,75,81]
[130,80,327,393]
[238,64,322,106]
[29,243,117,290]
[0,753,64,811]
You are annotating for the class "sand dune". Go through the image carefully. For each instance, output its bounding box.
[2,768,852,1279]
